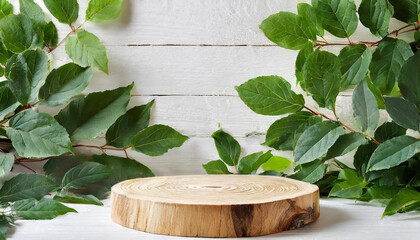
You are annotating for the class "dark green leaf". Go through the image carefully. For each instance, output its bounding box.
[0,86,19,121]
[12,198,77,220]
[61,162,111,190]
[302,50,341,109]
[370,37,413,94]
[293,115,323,149]
[43,21,58,48]
[0,153,13,182]
[0,14,43,53]
[297,3,324,37]
[43,0,79,24]
[360,186,400,205]
[211,129,240,166]
[388,0,420,23]
[202,160,231,174]
[0,174,58,203]
[368,136,420,171]
[289,159,327,183]
[238,151,272,174]
[374,122,406,143]
[294,121,345,164]
[259,170,284,176]
[261,156,291,172]
[56,84,132,141]
[106,100,154,148]
[295,42,314,88]
[85,0,124,23]
[312,0,358,38]
[39,63,93,106]
[316,174,338,195]
[0,38,10,65]
[352,79,379,132]
[338,44,372,89]
[235,76,305,115]
[0,0,12,20]
[43,155,89,183]
[130,124,188,156]
[384,97,419,131]
[0,219,9,240]
[53,191,103,206]
[260,12,316,50]
[383,188,420,217]
[399,53,420,107]
[326,132,368,159]
[5,49,48,104]
[19,0,45,24]
[65,29,108,73]
[329,168,366,198]
[358,0,394,37]
[367,165,408,186]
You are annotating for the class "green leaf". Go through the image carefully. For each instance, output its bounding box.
[211,129,241,166]
[235,76,305,115]
[19,0,45,24]
[238,151,272,174]
[338,44,372,89]
[0,86,19,121]
[0,173,58,203]
[388,0,420,23]
[312,0,358,38]
[0,38,10,65]
[360,186,400,205]
[329,168,366,198]
[398,53,420,107]
[260,12,316,50]
[302,50,341,109]
[370,37,413,95]
[383,188,420,217]
[293,115,323,149]
[85,0,124,23]
[39,63,93,106]
[297,3,324,37]
[366,76,385,109]
[61,162,111,190]
[12,198,77,220]
[43,155,89,183]
[259,171,284,176]
[65,29,108,73]
[294,121,345,164]
[316,174,338,195]
[326,132,368,159]
[369,165,409,187]
[53,191,103,206]
[0,153,13,183]
[288,160,327,183]
[261,156,291,172]
[130,125,188,156]
[0,219,9,240]
[263,111,313,151]
[295,42,314,88]
[106,100,154,148]
[56,84,132,141]
[0,14,43,53]
[7,110,73,158]
[368,136,420,171]
[5,49,48,104]
[43,0,79,24]
[384,97,419,131]
[43,21,58,48]
[358,0,394,37]
[374,122,406,143]
[0,0,12,20]
[202,160,231,174]
[352,79,379,132]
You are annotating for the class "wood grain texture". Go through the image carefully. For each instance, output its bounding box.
[110,175,319,237]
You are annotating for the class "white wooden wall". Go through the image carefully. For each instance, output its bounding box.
[19,0,406,175]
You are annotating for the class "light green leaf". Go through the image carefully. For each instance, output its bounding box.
[329,168,366,198]
[19,0,45,24]
[238,151,272,174]
[388,0,420,23]
[293,115,323,150]
[295,121,345,164]
[366,76,385,109]
[0,153,13,184]
[43,0,79,24]
[0,86,19,121]
[383,188,420,217]
[211,129,240,166]
[106,100,154,148]
[398,53,420,107]
[236,76,305,115]
[368,136,420,171]
[43,21,58,48]
[338,44,372,89]
[295,42,314,88]
[7,110,73,158]
[5,49,48,104]
[260,12,316,50]
[85,0,124,23]
[358,0,394,37]
[43,155,89,183]
[326,132,368,159]
[289,160,327,183]
[303,50,341,109]
[0,0,12,20]
[61,162,111,190]
[297,3,324,37]
[352,79,379,132]
[312,0,358,38]
[384,97,419,131]
[0,173,58,203]
[65,29,108,73]
[360,186,400,205]
[12,198,77,220]
[56,84,132,141]
[39,63,93,106]
[263,111,313,151]
[0,14,43,53]
[374,122,406,143]
[370,37,413,95]
[202,160,231,174]
[53,191,103,206]
[130,125,188,156]
[261,156,291,172]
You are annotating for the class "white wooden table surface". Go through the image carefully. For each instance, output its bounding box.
[7,0,420,239]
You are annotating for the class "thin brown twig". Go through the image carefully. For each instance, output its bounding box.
[73,144,106,153]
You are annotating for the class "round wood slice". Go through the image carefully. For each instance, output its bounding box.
[110,175,319,237]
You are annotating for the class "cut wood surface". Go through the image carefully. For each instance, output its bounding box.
[110,175,319,237]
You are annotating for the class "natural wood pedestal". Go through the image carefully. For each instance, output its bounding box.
[110,175,319,237]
